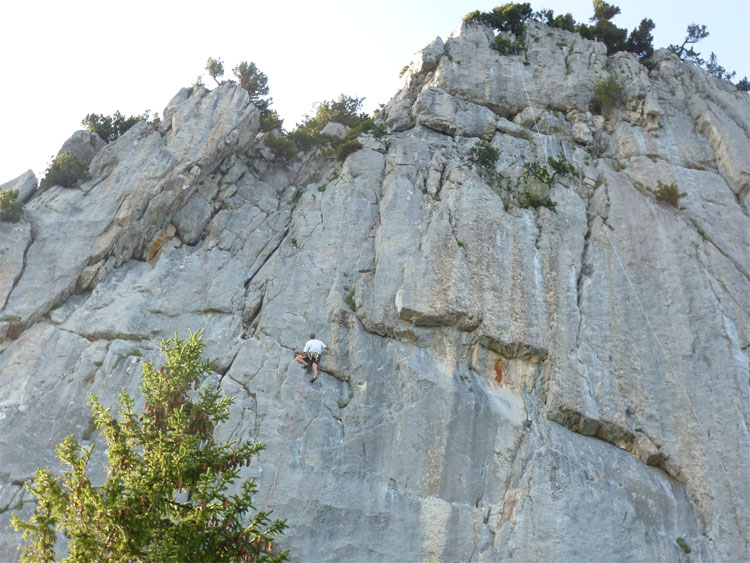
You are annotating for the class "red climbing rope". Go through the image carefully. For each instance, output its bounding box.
[263,365,306,513]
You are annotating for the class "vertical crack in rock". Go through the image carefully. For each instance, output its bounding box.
[216,347,241,387]
[243,225,290,288]
[2,223,34,313]
[574,186,597,348]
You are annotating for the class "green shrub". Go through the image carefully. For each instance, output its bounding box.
[513,155,575,212]
[287,130,327,152]
[205,56,224,84]
[465,3,533,36]
[39,151,91,190]
[704,52,736,81]
[10,331,288,562]
[265,135,299,164]
[547,155,576,177]
[260,109,283,132]
[676,537,691,554]
[296,94,368,135]
[368,122,388,138]
[355,118,387,139]
[233,61,270,102]
[469,140,499,170]
[492,35,525,55]
[668,24,709,65]
[652,180,686,207]
[523,161,551,183]
[81,111,144,143]
[517,177,556,211]
[0,189,23,223]
[592,75,626,113]
[534,9,577,32]
[625,18,655,60]
[336,139,362,161]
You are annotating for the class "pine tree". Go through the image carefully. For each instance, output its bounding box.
[11,331,287,562]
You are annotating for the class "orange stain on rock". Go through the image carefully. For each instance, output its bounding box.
[494,359,505,385]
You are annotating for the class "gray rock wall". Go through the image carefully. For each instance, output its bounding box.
[1,19,748,562]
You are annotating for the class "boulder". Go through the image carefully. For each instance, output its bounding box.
[1,169,37,203]
[59,130,106,164]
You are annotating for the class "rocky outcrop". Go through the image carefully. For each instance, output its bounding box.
[1,17,748,562]
[59,130,107,165]
[1,170,37,203]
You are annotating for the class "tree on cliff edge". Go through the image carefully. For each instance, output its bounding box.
[11,331,287,562]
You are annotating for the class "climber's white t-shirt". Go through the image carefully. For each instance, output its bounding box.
[304,339,326,355]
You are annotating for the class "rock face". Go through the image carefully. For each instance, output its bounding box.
[1,19,748,562]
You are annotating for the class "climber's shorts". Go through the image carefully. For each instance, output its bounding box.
[305,352,321,365]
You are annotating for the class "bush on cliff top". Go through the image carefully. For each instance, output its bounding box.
[39,151,90,191]
[465,2,653,61]
[266,94,380,164]
[468,2,744,87]
[11,331,288,562]
[82,111,146,143]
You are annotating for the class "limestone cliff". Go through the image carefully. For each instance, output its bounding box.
[1,18,748,562]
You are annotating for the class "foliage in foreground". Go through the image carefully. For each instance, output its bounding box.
[11,331,287,562]
[38,151,91,191]
[0,188,24,223]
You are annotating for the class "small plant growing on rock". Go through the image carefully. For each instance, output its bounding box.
[652,180,686,207]
[523,161,552,184]
[516,176,556,211]
[39,151,91,190]
[336,139,362,161]
[676,537,691,554]
[547,155,577,177]
[469,140,499,171]
[0,188,24,223]
[591,75,626,114]
[492,35,526,55]
[343,287,356,311]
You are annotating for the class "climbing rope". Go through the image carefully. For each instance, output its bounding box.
[514,45,549,162]
[263,364,306,513]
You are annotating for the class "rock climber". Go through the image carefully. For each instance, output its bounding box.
[294,332,330,382]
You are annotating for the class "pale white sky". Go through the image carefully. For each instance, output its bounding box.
[1,0,746,184]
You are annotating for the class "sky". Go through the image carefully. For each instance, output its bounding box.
[1,0,747,185]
